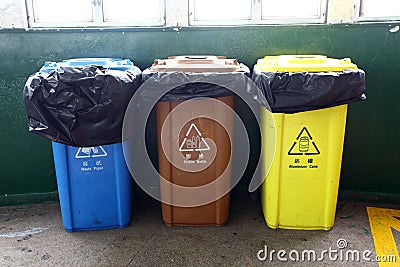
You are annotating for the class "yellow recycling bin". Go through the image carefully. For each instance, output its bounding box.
[253,55,366,230]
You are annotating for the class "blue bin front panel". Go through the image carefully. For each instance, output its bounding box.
[52,142,132,232]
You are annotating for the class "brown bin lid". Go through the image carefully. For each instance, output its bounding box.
[150,56,241,73]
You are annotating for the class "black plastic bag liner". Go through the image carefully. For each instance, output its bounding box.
[252,65,366,113]
[24,66,142,147]
[141,64,250,102]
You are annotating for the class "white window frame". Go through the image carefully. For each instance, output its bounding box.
[189,0,327,26]
[355,0,400,22]
[25,0,166,28]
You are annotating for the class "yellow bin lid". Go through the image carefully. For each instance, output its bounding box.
[256,55,358,72]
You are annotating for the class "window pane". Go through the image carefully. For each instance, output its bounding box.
[262,0,321,18]
[34,0,93,22]
[103,0,162,22]
[194,0,252,21]
[360,0,400,17]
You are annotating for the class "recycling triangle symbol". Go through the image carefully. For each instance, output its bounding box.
[288,127,320,156]
[179,123,211,152]
[75,146,108,159]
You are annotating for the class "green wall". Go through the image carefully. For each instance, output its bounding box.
[0,23,399,205]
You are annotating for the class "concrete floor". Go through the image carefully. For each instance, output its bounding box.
[0,190,399,267]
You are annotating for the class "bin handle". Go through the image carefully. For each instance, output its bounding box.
[283,55,327,65]
[185,56,208,60]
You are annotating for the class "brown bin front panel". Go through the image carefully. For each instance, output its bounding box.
[156,96,234,226]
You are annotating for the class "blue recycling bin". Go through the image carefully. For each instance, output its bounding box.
[52,142,132,232]
[37,58,139,232]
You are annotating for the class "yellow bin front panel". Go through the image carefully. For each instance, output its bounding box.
[261,104,347,230]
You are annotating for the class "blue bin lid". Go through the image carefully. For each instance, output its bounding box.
[39,58,135,73]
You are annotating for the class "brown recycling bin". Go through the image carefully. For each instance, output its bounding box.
[149,56,244,226]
